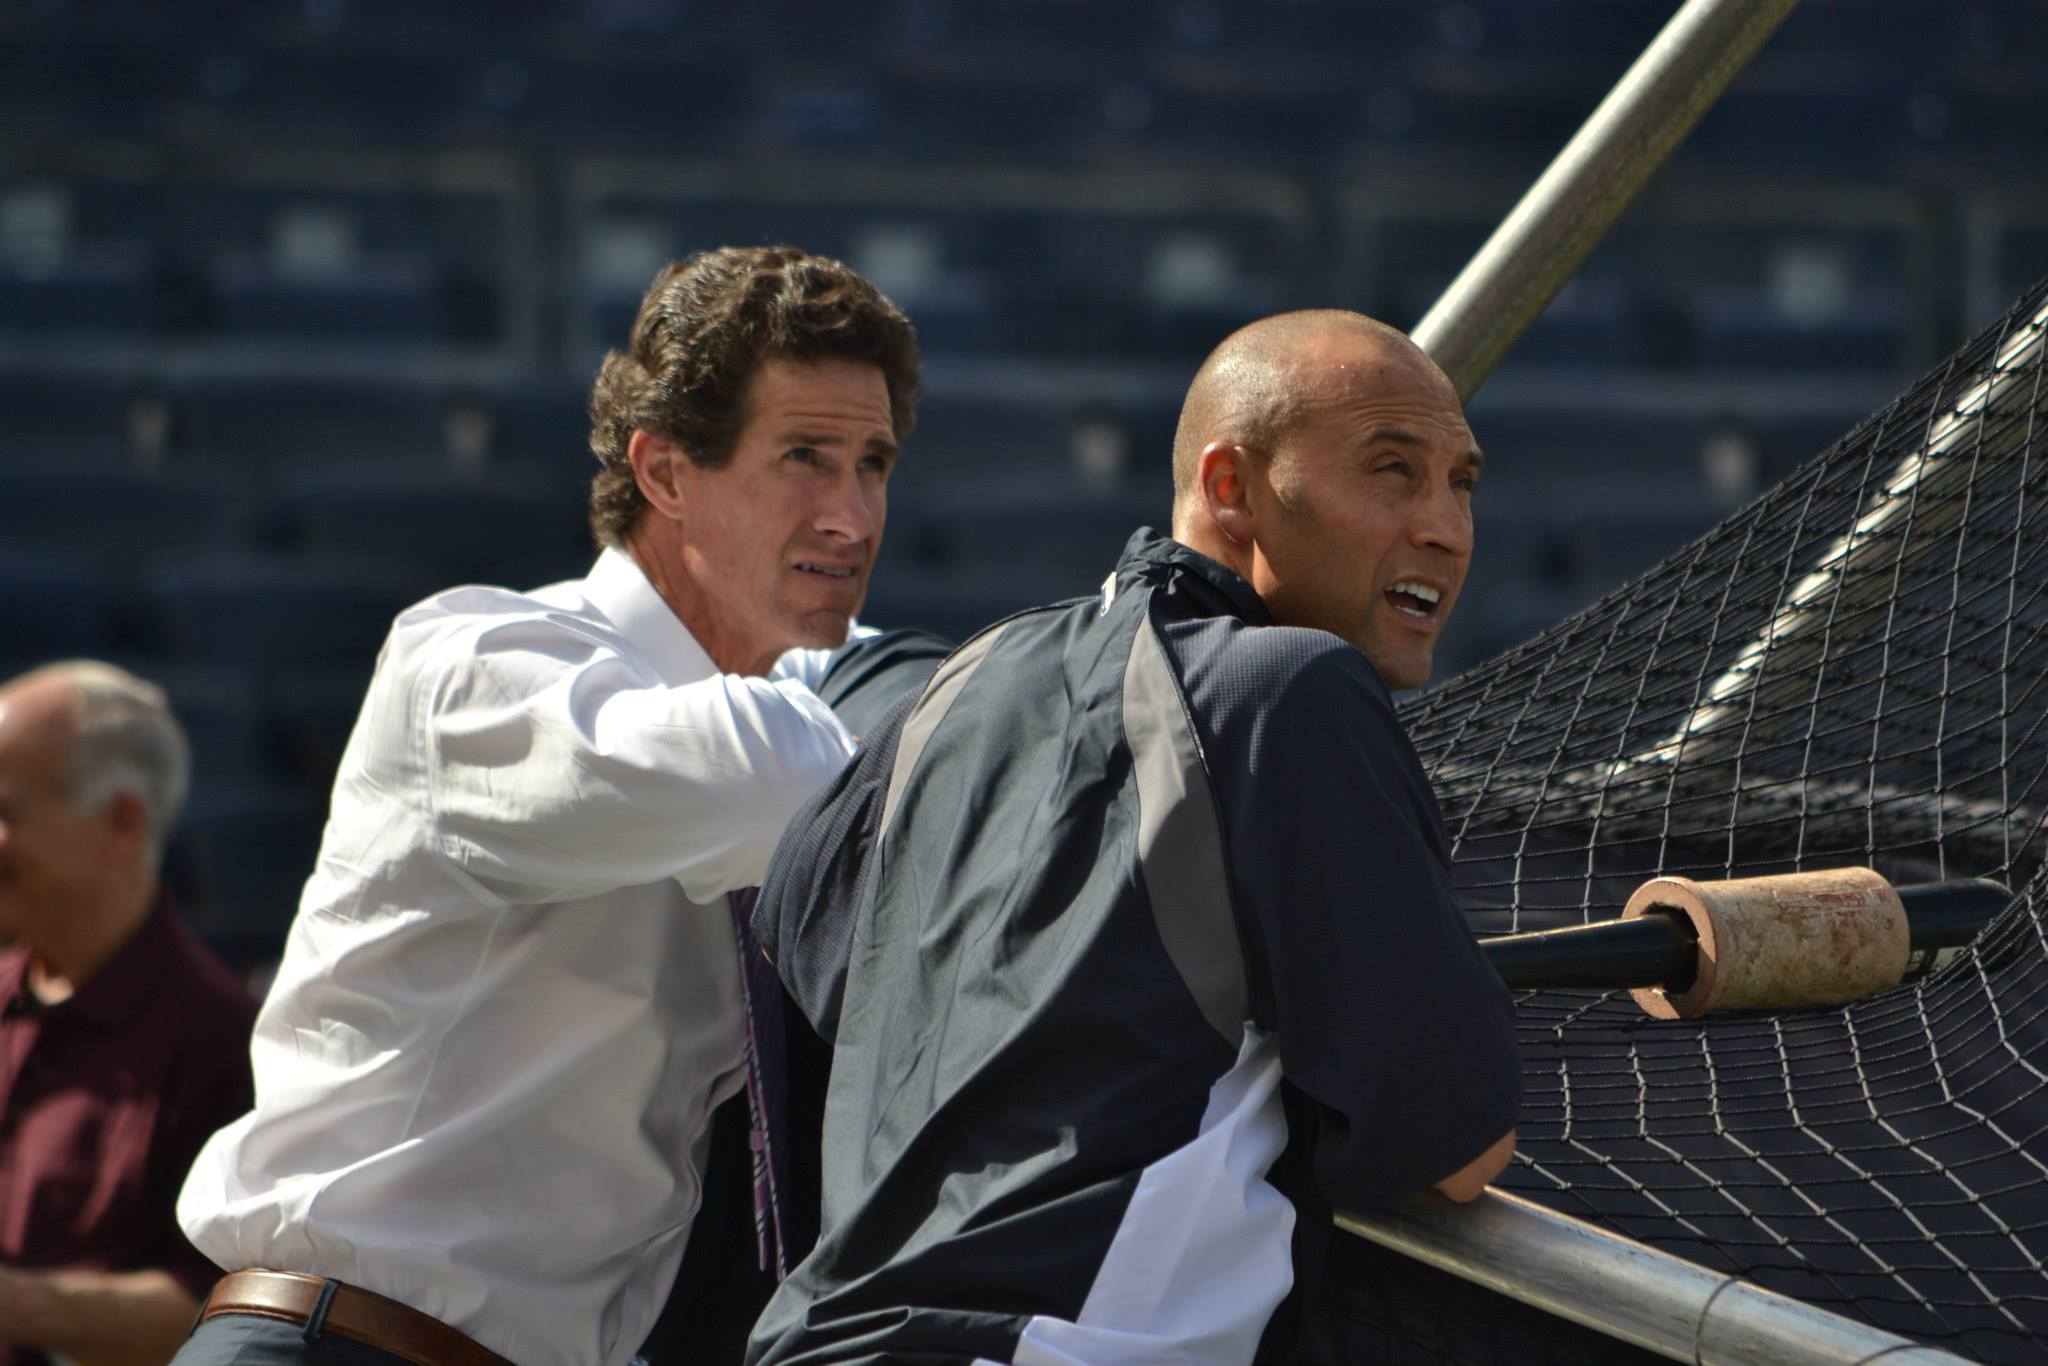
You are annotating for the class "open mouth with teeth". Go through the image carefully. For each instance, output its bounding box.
[796,562,859,581]
[1384,580,1442,621]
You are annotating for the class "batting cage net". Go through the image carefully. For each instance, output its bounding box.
[1319,273,2048,1365]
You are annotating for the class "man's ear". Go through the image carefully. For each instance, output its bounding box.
[1199,440,1256,545]
[628,429,690,522]
[104,789,149,859]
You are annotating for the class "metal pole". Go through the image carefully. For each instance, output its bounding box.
[1338,1189,1975,1365]
[1410,0,1802,401]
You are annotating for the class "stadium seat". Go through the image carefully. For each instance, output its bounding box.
[502,55,754,152]
[0,244,160,336]
[1685,85,1911,176]
[917,475,1160,594]
[268,673,368,806]
[876,66,1105,157]
[164,779,325,964]
[904,397,1078,475]
[209,250,444,342]
[860,567,1082,643]
[485,375,596,471]
[1692,293,1904,373]
[265,467,591,590]
[0,467,243,575]
[173,377,449,469]
[144,551,431,679]
[0,33,183,137]
[1136,77,1363,165]
[160,668,267,784]
[0,373,136,466]
[181,45,473,145]
[1459,408,1707,483]
[0,552,117,679]
[1993,223,2048,312]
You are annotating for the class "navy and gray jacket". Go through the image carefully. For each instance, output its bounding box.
[748,530,1519,1366]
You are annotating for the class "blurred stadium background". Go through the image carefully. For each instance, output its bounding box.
[1,0,2044,966]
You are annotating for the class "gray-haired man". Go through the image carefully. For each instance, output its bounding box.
[0,661,257,1366]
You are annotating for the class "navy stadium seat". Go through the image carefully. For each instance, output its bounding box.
[209,251,444,342]
[266,467,591,590]
[0,552,116,678]
[174,378,448,468]
[904,398,1075,474]
[183,45,473,145]
[1457,407,1707,483]
[0,34,184,137]
[860,568,1082,643]
[267,674,367,805]
[145,551,430,678]
[0,374,135,466]
[502,55,753,152]
[0,467,241,574]
[165,779,325,962]
[1530,479,1726,587]
[918,475,1160,595]
[1122,78,1362,165]
[486,375,596,472]
[1692,293,1904,373]
[160,668,267,784]
[0,244,160,336]
[875,66,1105,158]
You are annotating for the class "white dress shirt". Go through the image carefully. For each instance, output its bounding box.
[179,546,859,1366]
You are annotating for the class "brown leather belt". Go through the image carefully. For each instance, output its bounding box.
[198,1269,514,1366]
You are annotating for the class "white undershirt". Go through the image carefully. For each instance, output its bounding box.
[178,547,859,1366]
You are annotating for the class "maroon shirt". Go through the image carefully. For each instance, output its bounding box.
[0,898,256,1366]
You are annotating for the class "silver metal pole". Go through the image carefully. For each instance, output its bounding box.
[1338,1190,1975,1365]
[1411,0,1802,400]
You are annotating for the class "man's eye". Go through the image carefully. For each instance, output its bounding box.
[784,447,820,465]
[859,456,892,476]
[1376,459,1411,477]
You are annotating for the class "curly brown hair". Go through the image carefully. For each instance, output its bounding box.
[586,245,920,545]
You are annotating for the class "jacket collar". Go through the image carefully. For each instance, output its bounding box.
[1116,527,1274,626]
[581,545,719,686]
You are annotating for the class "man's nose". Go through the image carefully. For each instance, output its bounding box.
[814,468,880,543]
[1414,480,1474,558]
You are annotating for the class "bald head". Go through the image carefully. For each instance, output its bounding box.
[1171,310,1444,524]
[0,661,189,864]
[1165,309,1478,688]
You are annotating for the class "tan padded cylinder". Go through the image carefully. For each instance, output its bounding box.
[1621,868,1909,1020]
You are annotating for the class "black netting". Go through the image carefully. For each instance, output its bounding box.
[1346,275,2048,1363]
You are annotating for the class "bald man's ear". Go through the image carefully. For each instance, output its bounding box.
[628,429,690,523]
[1199,440,1256,546]
[103,788,149,860]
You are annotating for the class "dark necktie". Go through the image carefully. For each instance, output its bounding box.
[726,887,789,1279]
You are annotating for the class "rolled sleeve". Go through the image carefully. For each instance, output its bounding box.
[421,621,858,907]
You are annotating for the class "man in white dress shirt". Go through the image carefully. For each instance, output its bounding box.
[172,245,920,1366]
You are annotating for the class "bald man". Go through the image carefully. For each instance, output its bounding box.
[0,663,256,1366]
[744,312,1519,1366]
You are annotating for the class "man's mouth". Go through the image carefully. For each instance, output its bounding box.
[1384,580,1442,621]
[796,561,860,581]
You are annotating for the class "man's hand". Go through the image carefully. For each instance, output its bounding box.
[0,1264,199,1366]
[1433,1128,1517,1203]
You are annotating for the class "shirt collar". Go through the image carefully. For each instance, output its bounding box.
[3,892,180,1028]
[1116,527,1274,626]
[581,545,719,686]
